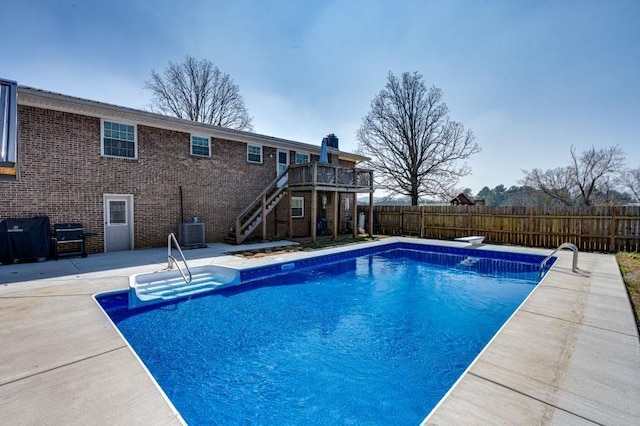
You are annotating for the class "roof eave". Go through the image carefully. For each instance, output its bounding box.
[16,85,369,163]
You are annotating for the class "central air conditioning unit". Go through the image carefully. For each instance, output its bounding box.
[178,222,206,248]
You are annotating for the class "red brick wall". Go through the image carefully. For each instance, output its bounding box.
[274,190,357,238]
[0,105,278,252]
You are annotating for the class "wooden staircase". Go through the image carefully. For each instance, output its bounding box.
[225,169,288,244]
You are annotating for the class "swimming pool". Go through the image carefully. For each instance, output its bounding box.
[97,242,552,425]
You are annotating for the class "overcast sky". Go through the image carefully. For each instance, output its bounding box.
[4,0,639,194]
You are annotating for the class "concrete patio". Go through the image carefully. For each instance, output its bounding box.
[0,238,638,425]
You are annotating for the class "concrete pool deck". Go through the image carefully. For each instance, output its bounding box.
[0,237,638,424]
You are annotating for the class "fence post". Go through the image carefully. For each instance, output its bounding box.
[528,207,534,247]
[610,206,616,253]
[400,208,404,235]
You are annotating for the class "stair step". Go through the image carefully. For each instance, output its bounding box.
[129,265,241,309]
[136,273,213,293]
[230,179,287,244]
[137,281,224,301]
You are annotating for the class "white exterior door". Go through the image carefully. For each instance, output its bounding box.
[277,149,289,187]
[103,194,133,252]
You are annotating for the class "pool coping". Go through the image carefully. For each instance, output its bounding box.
[1,237,639,424]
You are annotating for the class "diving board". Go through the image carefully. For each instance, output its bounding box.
[455,236,485,246]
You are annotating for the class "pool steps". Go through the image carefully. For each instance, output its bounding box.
[129,265,240,309]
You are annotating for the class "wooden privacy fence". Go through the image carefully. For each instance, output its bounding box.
[359,205,640,253]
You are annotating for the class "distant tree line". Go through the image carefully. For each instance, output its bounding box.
[471,184,633,207]
[473,145,639,207]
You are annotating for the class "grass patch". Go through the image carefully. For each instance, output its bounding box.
[232,235,382,258]
[294,235,377,250]
[616,252,640,335]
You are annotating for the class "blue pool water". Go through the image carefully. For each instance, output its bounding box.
[98,245,547,425]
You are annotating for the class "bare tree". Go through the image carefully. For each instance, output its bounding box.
[621,168,640,202]
[145,56,253,131]
[569,145,626,206]
[357,72,480,205]
[520,167,575,206]
[521,145,626,206]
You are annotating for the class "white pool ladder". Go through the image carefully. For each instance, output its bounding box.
[539,242,579,277]
[167,233,192,284]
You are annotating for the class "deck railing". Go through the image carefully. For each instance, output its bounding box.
[288,163,373,191]
[232,169,288,244]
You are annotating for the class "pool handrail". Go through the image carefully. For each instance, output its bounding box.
[167,233,192,284]
[539,242,578,277]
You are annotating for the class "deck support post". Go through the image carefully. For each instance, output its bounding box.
[261,195,267,241]
[311,188,317,242]
[333,191,339,240]
[288,191,293,239]
[369,192,374,236]
[352,192,358,238]
[235,218,241,244]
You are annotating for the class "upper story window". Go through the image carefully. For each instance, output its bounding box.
[102,120,137,159]
[247,144,262,163]
[0,79,18,166]
[191,135,211,157]
[295,152,310,164]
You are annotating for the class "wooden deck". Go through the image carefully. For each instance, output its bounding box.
[229,163,375,244]
[287,163,374,193]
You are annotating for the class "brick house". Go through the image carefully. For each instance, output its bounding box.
[0,79,373,255]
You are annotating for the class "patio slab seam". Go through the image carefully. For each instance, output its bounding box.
[519,308,638,338]
[0,345,127,388]
[0,293,98,299]
[541,283,591,294]
[466,371,603,425]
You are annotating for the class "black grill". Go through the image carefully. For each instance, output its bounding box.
[53,223,87,259]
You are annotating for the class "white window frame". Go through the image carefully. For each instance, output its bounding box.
[295,152,310,164]
[0,79,18,164]
[291,196,304,218]
[101,119,138,159]
[190,134,211,157]
[247,144,263,164]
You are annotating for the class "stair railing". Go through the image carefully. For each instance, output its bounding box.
[234,167,289,243]
[539,242,579,278]
[167,233,192,284]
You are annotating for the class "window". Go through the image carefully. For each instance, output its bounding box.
[108,201,127,224]
[291,197,304,218]
[0,79,18,165]
[191,135,210,157]
[295,152,310,164]
[247,144,262,163]
[102,120,137,159]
